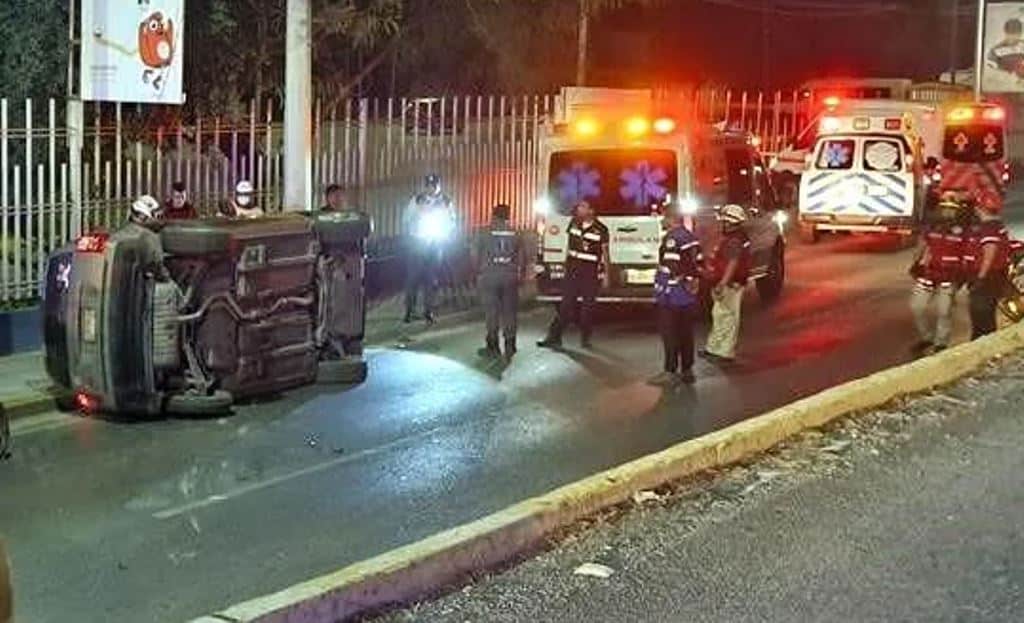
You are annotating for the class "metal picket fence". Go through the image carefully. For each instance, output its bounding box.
[0,83,979,303]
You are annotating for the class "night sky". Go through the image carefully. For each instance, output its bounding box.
[592,0,974,88]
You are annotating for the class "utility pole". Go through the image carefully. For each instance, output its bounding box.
[283,0,313,212]
[974,0,985,100]
[576,0,589,86]
[66,0,83,237]
[950,0,959,84]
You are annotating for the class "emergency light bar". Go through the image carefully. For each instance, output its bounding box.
[569,115,678,139]
[75,233,109,253]
[823,95,841,109]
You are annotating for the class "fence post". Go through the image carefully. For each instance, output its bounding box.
[358,97,369,208]
[67,98,84,238]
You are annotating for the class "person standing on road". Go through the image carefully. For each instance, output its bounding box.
[700,204,751,363]
[908,193,968,355]
[648,206,704,386]
[966,190,1011,339]
[403,174,456,324]
[473,203,524,359]
[538,200,610,349]
[162,181,198,219]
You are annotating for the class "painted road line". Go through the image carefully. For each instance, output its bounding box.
[152,422,454,520]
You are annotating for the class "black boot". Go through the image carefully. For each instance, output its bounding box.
[504,337,517,358]
[478,337,501,358]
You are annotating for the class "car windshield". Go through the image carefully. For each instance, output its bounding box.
[942,124,1004,162]
[548,149,678,216]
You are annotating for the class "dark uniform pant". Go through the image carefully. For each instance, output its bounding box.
[969,277,1001,339]
[548,260,599,341]
[479,271,519,344]
[658,304,696,373]
[405,249,441,318]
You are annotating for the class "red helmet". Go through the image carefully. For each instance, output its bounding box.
[975,189,1003,215]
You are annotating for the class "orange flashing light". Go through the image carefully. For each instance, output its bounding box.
[823,95,841,109]
[947,107,975,123]
[625,116,650,137]
[653,117,677,134]
[574,118,600,137]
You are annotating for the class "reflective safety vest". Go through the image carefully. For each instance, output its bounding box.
[919,223,966,286]
[712,230,752,286]
[654,225,702,308]
[566,218,608,265]
[965,219,1011,278]
[482,221,520,273]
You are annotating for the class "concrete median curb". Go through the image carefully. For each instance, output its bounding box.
[1,392,57,422]
[200,323,1024,623]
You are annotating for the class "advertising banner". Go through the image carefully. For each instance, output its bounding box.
[983,2,1024,93]
[80,0,185,104]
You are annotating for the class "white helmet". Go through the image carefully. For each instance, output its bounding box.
[719,204,747,225]
[235,180,255,207]
[131,195,161,221]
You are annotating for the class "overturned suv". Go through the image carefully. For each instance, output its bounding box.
[42,212,371,416]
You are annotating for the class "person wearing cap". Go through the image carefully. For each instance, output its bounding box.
[700,204,751,363]
[403,174,456,324]
[908,192,969,355]
[965,190,1011,339]
[648,203,704,386]
[221,180,263,219]
[537,199,610,349]
[163,181,198,219]
[473,203,524,359]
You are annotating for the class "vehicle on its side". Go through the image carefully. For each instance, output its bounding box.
[42,211,371,416]
[533,87,787,306]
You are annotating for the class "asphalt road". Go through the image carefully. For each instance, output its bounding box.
[382,352,1024,623]
[3,201,1023,622]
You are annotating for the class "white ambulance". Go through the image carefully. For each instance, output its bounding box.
[533,87,787,304]
[797,110,926,243]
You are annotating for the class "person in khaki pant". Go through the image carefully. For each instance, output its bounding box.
[701,204,751,363]
[1,541,12,623]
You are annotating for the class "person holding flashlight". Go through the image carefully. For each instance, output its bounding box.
[403,174,456,324]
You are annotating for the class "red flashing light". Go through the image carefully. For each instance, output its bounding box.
[653,117,677,134]
[983,106,1006,122]
[74,390,100,414]
[884,118,902,130]
[749,135,762,148]
[75,233,109,254]
[823,95,841,109]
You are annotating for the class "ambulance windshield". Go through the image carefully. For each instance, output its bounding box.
[942,125,1004,162]
[548,149,677,216]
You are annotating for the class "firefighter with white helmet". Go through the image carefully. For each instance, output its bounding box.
[701,204,752,363]
[221,180,263,219]
[124,194,168,277]
[129,194,162,223]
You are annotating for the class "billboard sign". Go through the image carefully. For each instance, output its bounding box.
[982,2,1024,93]
[80,0,185,104]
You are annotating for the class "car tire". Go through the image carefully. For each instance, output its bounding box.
[0,411,10,459]
[799,223,818,244]
[318,358,368,385]
[757,243,786,303]
[165,390,234,416]
[160,223,232,257]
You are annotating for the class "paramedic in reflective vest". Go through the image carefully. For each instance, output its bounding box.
[701,204,751,363]
[474,203,523,359]
[648,206,703,386]
[403,174,456,324]
[908,193,968,355]
[537,200,610,349]
[966,190,1011,339]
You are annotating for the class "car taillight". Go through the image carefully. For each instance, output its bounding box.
[74,390,101,414]
[75,233,109,253]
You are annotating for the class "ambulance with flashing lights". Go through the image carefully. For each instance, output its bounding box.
[933,102,1010,199]
[532,87,787,305]
[772,97,941,208]
[797,109,926,243]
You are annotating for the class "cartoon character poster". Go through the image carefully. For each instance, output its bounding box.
[982,2,1024,94]
[81,0,185,104]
